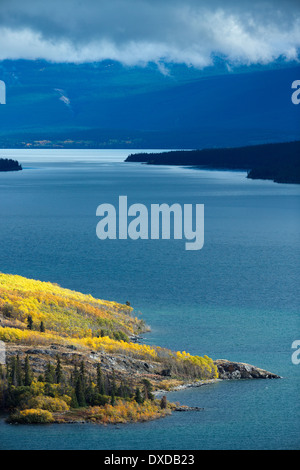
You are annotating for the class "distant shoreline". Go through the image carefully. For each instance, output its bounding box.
[0,158,22,172]
[125,140,300,184]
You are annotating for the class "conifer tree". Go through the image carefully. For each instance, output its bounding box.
[70,389,79,409]
[75,376,86,407]
[111,370,117,397]
[85,376,95,406]
[134,387,143,404]
[71,364,79,387]
[55,356,62,384]
[9,357,18,386]
[79,360,86,390]
[96,363,105,395]
[142,379,154,400]
[16,355,23,387]
[117,382,125,398]
[24,355,32,386]
[27,315,33,330]
[44,362,55,384]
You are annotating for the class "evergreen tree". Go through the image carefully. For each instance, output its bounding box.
[44,362,55,384]
[96,363,105,395]
[24,355,32,386]
[70,389,79,409]
[15,355,23,386]
[111,370,117,397]
[141,379,154,400]
[79,361,86,390]
[85,376,95,406]
[40,321,45,333]
[71,364,79,387]
[134,387,143,404]
[75,376,86,407]
[117,382,125,398]
[8,355,26,387]
[117,382,131,399]
[9,357,18,386]
[27,315,33,330]
[55,356,62,384]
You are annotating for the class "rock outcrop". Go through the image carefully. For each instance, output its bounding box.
[215,359,280,380]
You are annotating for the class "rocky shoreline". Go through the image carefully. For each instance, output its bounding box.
[0,273,281,426]
[2,346,281,425]
[215,359,281,380]
[154,360,280,399]
[5,344,280,389]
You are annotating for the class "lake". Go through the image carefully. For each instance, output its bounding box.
[0,149,299,450]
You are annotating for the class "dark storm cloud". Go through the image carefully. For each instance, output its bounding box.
[0,0,299,66]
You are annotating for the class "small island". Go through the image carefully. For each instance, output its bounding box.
[125,140,300,184]
[0,158,22,172]
[0,273,279,425]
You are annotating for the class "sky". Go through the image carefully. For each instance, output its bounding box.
[0,0,300,68]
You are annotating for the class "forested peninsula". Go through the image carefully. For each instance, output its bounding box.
[0,273,279,425]
[125,141,300,184]
[0,158,22,172]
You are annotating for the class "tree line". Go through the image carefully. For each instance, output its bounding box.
[0,354,166,420]
[0,158,22,172]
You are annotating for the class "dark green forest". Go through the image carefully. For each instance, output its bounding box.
[125,140,300,184]
[0,354,159,424]
[0,158,22,172]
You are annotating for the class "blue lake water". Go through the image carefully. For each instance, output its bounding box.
[0,149,299,450]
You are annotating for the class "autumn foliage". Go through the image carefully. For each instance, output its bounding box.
[0,273,220,424]
[0,273,218,380]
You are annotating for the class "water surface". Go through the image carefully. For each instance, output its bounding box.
[0,149,299,450]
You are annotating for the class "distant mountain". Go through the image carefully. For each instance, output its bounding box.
[0,60,299,149]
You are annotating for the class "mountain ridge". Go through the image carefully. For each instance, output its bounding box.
[0,60,299,149]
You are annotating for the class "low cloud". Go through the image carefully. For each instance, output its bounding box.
[0,0,299,67]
